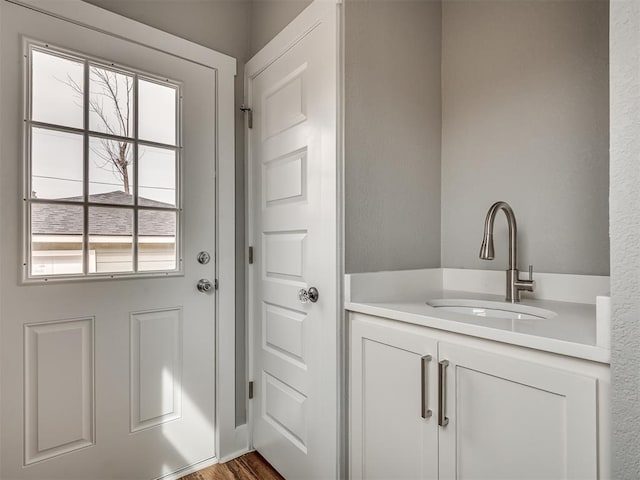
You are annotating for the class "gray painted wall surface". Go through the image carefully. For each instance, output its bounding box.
[610,2,640,478]
[83,0,251,425]
[440,0,609,275]
[345,0,442,273]
[249,0,311,57]
[248,0,443,274]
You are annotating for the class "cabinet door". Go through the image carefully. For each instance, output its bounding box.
[350,315,439,480]
[438,342,598,480]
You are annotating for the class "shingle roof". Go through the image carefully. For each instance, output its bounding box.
[32,192,176,237]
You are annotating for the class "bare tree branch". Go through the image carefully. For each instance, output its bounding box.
[62,70,132,193]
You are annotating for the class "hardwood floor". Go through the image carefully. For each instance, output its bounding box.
[180,452,284,480]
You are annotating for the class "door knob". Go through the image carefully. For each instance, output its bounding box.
[298,287,319,304]
[197,278,214,293]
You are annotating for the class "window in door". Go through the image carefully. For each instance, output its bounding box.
[25,42,182,280]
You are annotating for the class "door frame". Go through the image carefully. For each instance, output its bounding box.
[244,0,345,475]
[0,0,243,473]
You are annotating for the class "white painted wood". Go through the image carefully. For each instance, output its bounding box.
[263,65,307,140]
[246,1,339,478]
[0,1,235,477]
[349,312,609,480]
[596,295,611,349]
[0,2,4,474]
[8,0,236,74]
[215,62,243,460]
[439,342,598,480]
[24,318,95,464]
[157,456,220,480]
[264,232,306,278]
[350,317,438,480]
[130,308,183,432]
[263,303,306,365]
[264,149,306,205]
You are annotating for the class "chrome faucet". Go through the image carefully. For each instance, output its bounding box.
[479,201,534,303]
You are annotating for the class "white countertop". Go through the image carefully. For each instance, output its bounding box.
[345,269,611,364]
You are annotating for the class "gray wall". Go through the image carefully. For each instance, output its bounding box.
[249,0,311,57]
[248,0,443,274]
[83,0,251,425]
[610,2,640,478]
[345,0,442,273]
[440,0,609,275]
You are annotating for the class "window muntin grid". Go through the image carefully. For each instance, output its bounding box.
[24,42,182,281]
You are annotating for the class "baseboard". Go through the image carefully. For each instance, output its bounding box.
[155,456,219,480]
[152,447,253,480]
[219,447,253,463]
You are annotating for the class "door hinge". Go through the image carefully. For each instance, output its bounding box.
[214,279,219,290]
[248,381,254,399]
[248,246,254,265]
[240,104,253,129]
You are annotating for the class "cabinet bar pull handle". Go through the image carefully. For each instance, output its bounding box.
[421,355,432,419]
[438,359,450,427]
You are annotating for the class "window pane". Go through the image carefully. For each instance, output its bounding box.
[89,207,133,273]
[138,210,177,271]
[89,137,133,204]
[31,203,83,276]
[139,79,177,145]
[32,50,84,129]
[89,66,134,137]
[31,127,83,201]
[138,145,176,207]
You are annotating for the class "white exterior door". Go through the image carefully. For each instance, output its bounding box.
[0,3,224,479]
[246,2,339,478]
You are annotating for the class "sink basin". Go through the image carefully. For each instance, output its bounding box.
[427,299,555,320]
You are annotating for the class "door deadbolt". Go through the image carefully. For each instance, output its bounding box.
[197,251,211,265]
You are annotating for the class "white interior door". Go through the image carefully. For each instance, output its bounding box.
[246,2,339,478]
[1,3,220,478]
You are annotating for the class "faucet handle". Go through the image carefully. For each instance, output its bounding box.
[528,264,534,281]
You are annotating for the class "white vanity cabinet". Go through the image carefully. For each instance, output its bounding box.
[350,316,439,480]
[437,342,597,480]
[350,312,609,480]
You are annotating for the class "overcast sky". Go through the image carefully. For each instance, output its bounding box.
[31,49,178,206]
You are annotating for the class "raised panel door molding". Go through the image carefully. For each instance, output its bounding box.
[24,317,95,464]
[130,307,183,432]
[262,63,308,140]
[262,371,308,453]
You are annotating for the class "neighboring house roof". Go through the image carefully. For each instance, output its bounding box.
[32,191,176,237]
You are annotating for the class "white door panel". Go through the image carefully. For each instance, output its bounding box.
[438,342,598,480]
[247,2,339,478]
[350,317,439,480]
[1,3,217,479]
